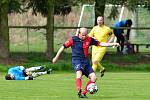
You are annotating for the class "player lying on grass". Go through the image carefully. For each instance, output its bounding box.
[5,66,52,80]
[52,27,119,98]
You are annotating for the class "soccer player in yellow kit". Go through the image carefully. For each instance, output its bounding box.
[88,16,115,77]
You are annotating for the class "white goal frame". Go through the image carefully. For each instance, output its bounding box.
[75,3,95,36]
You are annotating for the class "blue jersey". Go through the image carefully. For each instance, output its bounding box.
[8,66,26,80]
[114,20,128,36]
[63,36,99,77]
[63,36,99,60]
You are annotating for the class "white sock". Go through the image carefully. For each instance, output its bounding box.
[32,72,47,78]
[25,66,42,72]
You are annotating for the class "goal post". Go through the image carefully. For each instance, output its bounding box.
[76,3,95,36]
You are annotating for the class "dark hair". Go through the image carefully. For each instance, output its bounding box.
[5,74,13,80]
[126,19,132,26]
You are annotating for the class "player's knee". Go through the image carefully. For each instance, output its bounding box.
[90,73,97,82]
[91,76,97,82]
[76,70,82,79]
[92,60,98,65]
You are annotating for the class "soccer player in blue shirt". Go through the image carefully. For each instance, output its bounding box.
[52,27,119,98]
[5,66,51,80]
[113,19,132,52]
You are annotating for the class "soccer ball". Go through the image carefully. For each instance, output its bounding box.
[87,83,98,94]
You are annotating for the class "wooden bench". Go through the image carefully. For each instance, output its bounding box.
[130,44,150,53]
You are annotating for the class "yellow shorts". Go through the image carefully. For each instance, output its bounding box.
[92,47,106,62]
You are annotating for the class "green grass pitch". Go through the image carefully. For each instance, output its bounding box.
[0,72,150,100]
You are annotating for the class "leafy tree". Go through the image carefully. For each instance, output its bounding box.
[0,0,23,58]
[0,0,77,58]
[22,0,78,59]
[0,0,150,59]
[95,0,150,22]
[0,0,9,58]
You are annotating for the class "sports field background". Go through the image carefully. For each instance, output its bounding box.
[0,72,150,100]
[8,6,150,53]
[2,4,150,100]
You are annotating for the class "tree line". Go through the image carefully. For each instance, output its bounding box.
[0,0,149,59]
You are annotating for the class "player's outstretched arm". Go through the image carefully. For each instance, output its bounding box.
[100,42,120,47]
[108,34,115,43]
[52,46,65,63]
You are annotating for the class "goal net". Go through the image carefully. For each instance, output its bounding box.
[76,4,95,35]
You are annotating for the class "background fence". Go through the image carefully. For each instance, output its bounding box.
[8,6,150,53]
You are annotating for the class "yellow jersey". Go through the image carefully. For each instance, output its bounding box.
[89,25,113,52]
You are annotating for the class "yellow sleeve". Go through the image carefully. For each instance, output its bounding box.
[88,27,95,37]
